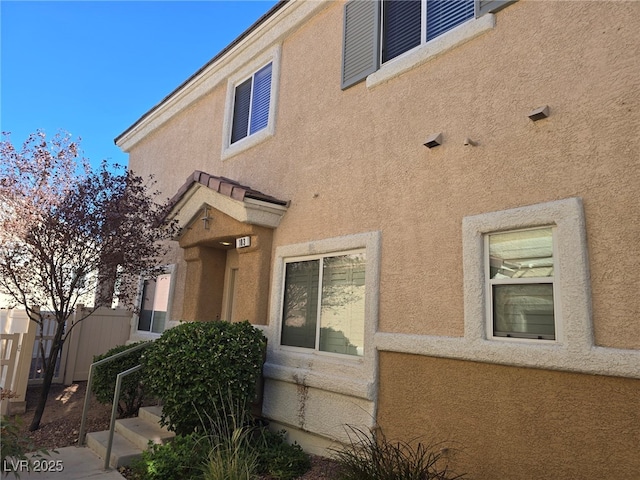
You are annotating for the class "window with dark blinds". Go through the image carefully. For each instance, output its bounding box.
[426,0,474,42]
[249,63,272,135]
[231,62,273,144]
[382,0,421,63]
[231,78,252,144]
[341,0,517,89]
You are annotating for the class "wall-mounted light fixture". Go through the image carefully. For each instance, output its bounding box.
[201,206,212,230]
[464,138,478,146]
[528,105,549,121]
[423,133,443,148]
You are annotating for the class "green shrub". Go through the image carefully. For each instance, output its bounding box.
[196,390,258,480]
[129,433,208,480]
[201,422,258,480]
[196,393,310,480]
[331,425,467,480]
[254,429,311,480]
[91,342,148,417]
[141,320,266,435]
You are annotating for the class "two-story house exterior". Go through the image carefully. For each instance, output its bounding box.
[115,1,640,478]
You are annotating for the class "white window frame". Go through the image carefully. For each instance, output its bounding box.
[367,10,495,89]
[221,45,281,161]
[462,199,587,349]
[280,249,366,357]
[380,0,476,65]
[131,265,175,340]
[263,231,381,401]
[485,226,559,342]
[377,198,639,378]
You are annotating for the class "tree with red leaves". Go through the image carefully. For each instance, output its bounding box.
[0,130,176,431]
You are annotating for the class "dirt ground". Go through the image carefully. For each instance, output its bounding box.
[13,382,341,479]
[16,381,112,450]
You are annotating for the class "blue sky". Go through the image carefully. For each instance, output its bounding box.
[1,0,278,169]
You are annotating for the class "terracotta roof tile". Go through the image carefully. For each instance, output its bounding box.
[168,171,289,211]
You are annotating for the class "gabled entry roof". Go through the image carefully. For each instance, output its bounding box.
[165,171,289,236]
[170,171,289,207]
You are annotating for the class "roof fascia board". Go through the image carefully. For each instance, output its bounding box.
[116,1,329,152]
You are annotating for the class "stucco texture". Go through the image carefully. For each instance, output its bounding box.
[127,0,639,348]
[120,0,640,470]
[378,351,640,480]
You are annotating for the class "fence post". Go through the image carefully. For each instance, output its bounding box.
[63,304,84,385]
[0,309,36,415]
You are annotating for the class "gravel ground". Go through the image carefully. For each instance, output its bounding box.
[13,382,342,479]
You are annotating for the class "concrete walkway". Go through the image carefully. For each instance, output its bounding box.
[13,447,126,479]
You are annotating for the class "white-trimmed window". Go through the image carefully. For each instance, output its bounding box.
[137,272,172,334]
[381,0,475,63]
[281,251,366,357]
[462,198,594,349]
[230,62,273,144]
[222,45,280,160]
[341,0,516,89]
[486,227,556,340]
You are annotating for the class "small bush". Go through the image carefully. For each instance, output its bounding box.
[254,429,311,480]
[129,433,208,480]
[197,391,259,480]
[91,342,148,417]
[331,425,467,480]
[141,320,266,435]
[196,393,310,480]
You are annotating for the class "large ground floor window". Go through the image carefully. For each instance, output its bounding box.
[281,251,366,356]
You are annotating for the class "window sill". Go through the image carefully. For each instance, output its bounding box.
[221,126,274,161]
[366,14,495,89]
[374,332,640,379]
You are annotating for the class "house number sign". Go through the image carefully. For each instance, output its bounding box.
[236,236,251,249]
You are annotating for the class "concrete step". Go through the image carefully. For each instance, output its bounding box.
[86,429,142,469]
[115,416,175,451]
[138,405,164,425]
[86,406,174,469]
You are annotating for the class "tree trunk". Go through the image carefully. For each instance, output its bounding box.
[28,320,65,431]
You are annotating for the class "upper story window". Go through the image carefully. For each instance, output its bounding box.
[382,0,474,63]
[341,0,517,89]
[281,251,366,357]
[222,45,281,160]
[487,227,556,340]
[230,62,273,144]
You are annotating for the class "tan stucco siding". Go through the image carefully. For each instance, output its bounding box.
[378,351,640,480]
[126,0,640,347]
[120,0,640,470]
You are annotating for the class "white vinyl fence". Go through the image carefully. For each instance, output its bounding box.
[0,306,132,415]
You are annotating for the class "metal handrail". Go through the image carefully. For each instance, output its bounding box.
[103,364,144,470]
[77,342,150,450]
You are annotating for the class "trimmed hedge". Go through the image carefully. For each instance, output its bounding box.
[141,320,266,435]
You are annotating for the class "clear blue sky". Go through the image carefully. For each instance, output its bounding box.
[1,0,278,168]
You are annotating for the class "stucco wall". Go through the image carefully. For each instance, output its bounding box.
[120,0,640,472]
[126,0,639,349]
[378,351,640,479]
